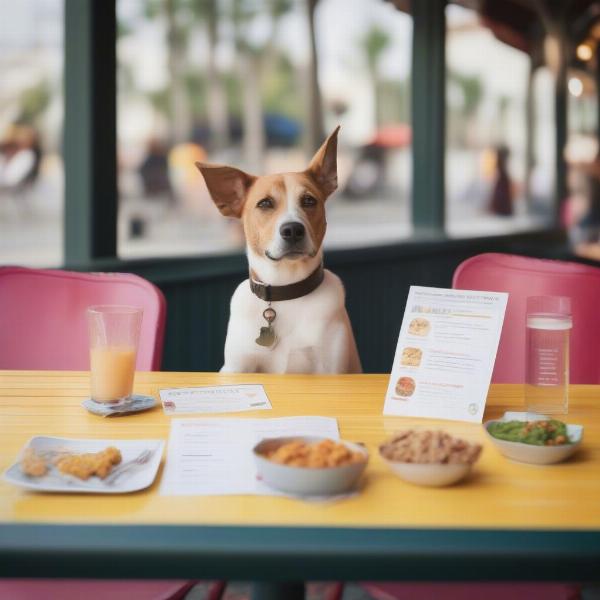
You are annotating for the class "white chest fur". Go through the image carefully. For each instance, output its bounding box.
[221,270,361,374]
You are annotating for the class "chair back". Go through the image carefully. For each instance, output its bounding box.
[0,267,166,371]
[453,253,600,383]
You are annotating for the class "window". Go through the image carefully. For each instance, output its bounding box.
[0,0,64,267]
[531,67,555,217]
[116,0,412,260]
[445,4,552,237]
[566,68,598,162]
[565,62,599,258]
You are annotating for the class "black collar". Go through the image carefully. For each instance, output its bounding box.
[249,263,324,302]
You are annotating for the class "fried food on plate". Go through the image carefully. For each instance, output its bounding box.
[55,446,122,480]
[20,448,48,477]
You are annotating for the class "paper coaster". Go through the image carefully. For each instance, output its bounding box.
[82,395,156,417]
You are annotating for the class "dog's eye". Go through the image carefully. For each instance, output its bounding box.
[301,194,317,208]
[256,198,274,210]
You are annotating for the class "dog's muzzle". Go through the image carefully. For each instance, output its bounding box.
[264,221,312,261]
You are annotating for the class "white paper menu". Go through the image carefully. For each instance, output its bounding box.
[160,416,339,496]
[383,286,508,423]
[160,384,272,415]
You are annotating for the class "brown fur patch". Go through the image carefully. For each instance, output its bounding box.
[195,163,255,218]
[242,175,287,256]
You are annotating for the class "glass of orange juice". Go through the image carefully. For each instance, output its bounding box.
[87,305,143,403]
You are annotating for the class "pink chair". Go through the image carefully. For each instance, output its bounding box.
[0,267,223,600]
[453,253,600,383]
[0,580,203,600]
[350,583,580,600]
[0,267,166,371]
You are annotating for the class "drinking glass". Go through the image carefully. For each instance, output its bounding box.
[87,305,143,403]
[525,296,571,414]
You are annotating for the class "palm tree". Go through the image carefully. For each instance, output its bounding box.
[360,25,392,128]
[191,0,229,152]
[142,0,230,149]
[163,0,193,144]
[305,0,325,154]
[231,0,292,172]
[447,70,483,147]
[231,0,263,171]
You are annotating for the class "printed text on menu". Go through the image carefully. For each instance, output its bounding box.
[383,286,508,423]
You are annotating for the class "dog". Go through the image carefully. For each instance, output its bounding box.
[196,126,361,374]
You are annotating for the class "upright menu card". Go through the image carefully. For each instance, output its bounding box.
[384,286,508,423]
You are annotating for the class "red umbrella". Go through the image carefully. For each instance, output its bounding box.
[370,124,412,148]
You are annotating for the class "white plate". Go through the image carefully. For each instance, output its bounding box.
[253,436,368,496]
[3,436,164,493]
[483,412,583,465]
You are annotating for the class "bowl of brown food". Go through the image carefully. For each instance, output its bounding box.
[253,437,368,496]
[379,429,482,487]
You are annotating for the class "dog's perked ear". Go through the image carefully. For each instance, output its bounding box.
[195,163,256,218]
[306,125,340,198]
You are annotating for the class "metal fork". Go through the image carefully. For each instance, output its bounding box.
[104,448,155,485]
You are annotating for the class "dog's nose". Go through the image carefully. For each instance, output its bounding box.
[279,221,305,243]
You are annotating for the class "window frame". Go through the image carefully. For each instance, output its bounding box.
[64,0,117,266]
[62,0,565,269]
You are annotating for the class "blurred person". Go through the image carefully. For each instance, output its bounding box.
[0,125,41,193]
[488,145,513,216]
[0,125,19,164]
[342,142,386,199]
[138,138,173,204]
[168,141,207,214]
[342,125,411,200]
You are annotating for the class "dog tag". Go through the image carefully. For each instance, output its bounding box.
[256,306,277,347]
[256,325,276,347]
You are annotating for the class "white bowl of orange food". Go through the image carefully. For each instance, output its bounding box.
[253,436,368,496]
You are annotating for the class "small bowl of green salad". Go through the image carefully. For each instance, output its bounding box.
[484,412,583,465]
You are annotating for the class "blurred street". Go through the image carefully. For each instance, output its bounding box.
[0,181,549,267]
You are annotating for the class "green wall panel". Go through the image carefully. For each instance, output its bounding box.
[103,231,567,373]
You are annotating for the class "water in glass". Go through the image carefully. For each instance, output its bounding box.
[525,311,571,414]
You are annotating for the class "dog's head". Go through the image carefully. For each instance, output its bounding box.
[196,127,339,263]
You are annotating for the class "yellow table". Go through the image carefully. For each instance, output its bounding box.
[1,371,599,585]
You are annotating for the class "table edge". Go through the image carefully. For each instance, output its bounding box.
[1,523,599,581]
